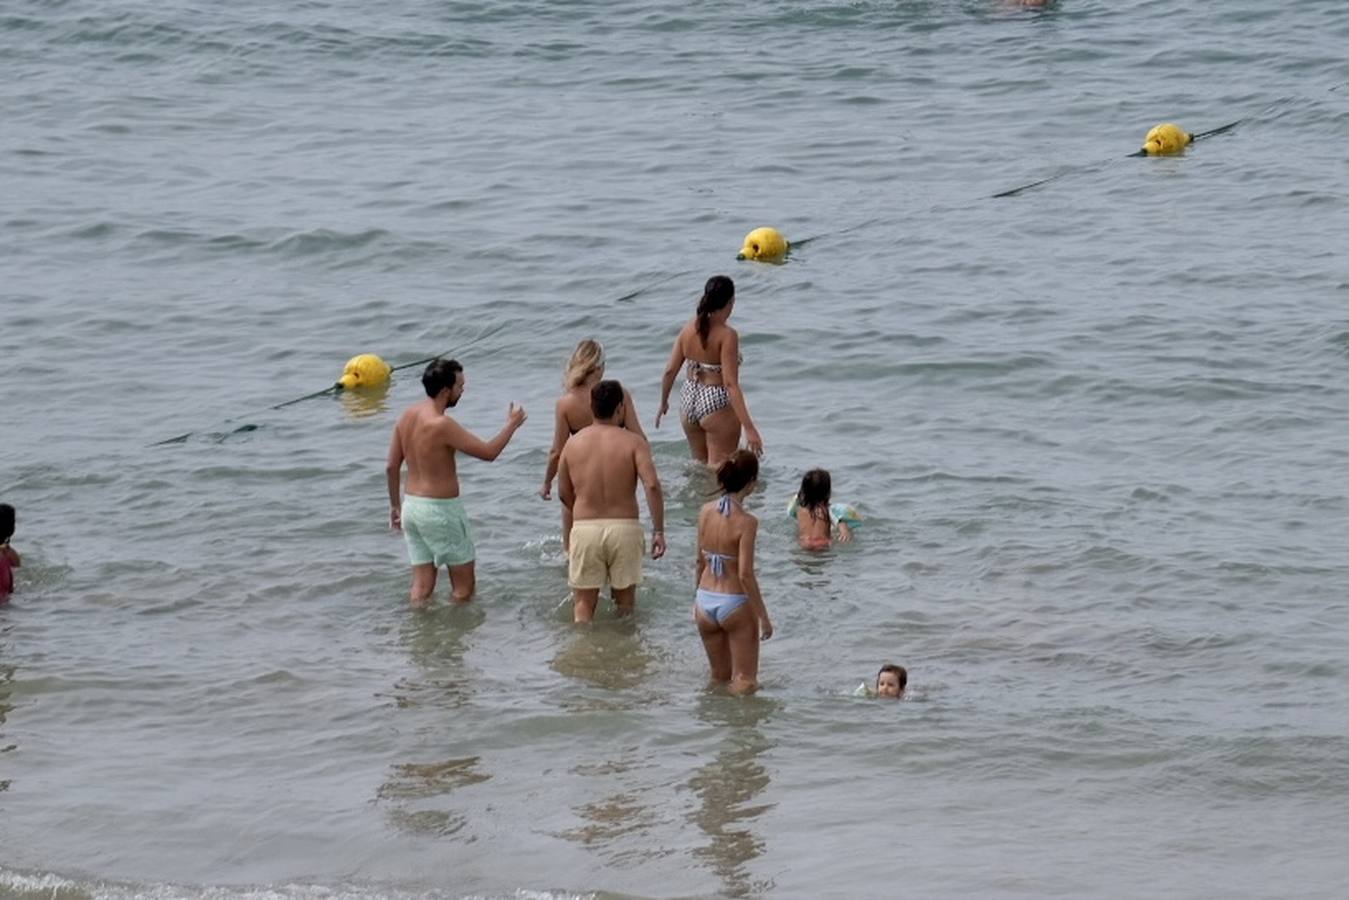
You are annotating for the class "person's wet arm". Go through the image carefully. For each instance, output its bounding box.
[737,519,771,639]
[541,399,570,497]
[385,425,404,529]
[720,331,762,454]
[621,389,649,441]
[655,333,685,427]
[694,526,706,590]
[557,452,575,511]
[446,404,526,461]
[635,443,665,558]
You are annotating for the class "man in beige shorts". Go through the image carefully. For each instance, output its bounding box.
[558,379,665,623]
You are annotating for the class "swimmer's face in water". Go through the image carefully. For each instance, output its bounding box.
[876,670,904,698]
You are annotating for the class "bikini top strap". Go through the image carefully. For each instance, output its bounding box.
[702,548,736,578]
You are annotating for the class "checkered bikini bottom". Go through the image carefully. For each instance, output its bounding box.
[680,379,730,425]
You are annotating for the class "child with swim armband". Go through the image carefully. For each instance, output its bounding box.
[789,468,860,550]
[0,504,20,603]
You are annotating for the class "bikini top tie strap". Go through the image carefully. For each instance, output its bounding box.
[703,549,736,578]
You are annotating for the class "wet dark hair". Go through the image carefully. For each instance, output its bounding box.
[715,449,759,494]
[0,504,13,543]
[877,664,907,691]
[696,275,735,347]
[422,359,463,397]
[797,468,832,520]
[590,379,625,420]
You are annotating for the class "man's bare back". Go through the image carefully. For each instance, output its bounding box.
[557,379,665,623]
[562,424,649,520]
[395,400,464,499]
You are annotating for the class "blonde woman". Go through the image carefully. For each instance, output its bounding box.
[541,340,647,550]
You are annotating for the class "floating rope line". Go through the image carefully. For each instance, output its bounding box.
[151,324,507,446]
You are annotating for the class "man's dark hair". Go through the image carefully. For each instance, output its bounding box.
[422,359,463,397]
[590,379,625,420]
[0,504,13,543]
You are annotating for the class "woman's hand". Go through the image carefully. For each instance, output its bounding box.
[539,482,552,500]
[759,615,774,641]
[744,424,764,457]
[655,401,669,429]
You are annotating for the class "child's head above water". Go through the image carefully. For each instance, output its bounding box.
[876,664,907,698]
[797,468,832,512]
[717,450,759,496]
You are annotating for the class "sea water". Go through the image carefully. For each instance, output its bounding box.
[3,1,1349,897]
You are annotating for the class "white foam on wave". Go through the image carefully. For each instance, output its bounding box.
[0,867,600,900]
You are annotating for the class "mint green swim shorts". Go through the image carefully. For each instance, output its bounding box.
[401,495,476,567]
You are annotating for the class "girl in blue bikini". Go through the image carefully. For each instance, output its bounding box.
[655,275,764,467]
[693,450,773,694]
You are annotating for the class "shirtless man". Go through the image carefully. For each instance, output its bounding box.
[558,379,666,623]
[386,358,527,607]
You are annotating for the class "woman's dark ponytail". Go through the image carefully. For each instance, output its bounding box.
[696,275,735,347]
[716,449,759,494]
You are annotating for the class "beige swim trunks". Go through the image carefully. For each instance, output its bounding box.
[568,518,645,590]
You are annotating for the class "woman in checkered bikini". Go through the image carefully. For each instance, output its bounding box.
[656,275,764,467]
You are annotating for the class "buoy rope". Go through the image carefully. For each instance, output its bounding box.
[992,97,1294,198]
[151,324,507,446]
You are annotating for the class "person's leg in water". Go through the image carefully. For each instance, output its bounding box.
[612,584,636,617]
[721,603,761,694]
[410,564,438,608]
[605,523,644,617]
[447,561,475,603]
[695,605,733,682]
[701,406,743,469]
[574,587,600,623]
[682,416,709,464]
[569,521,605,623]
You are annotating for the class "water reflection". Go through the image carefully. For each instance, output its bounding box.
[339,382,390,419]
[687,693,780,897]
[551,617,654,693]
[378,755,491,838]
[0,638,14,793]
[385,602,485,711]
[789,545,835,587]
[557,747,662,866]
[380,605,490,838]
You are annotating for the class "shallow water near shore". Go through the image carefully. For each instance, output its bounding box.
[3,1,1349,897]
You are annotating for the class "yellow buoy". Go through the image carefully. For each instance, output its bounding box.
[736,226,789,262]
[336,353,391,390]
[1141,123,1193,156]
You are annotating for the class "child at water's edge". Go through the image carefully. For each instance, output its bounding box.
[795,469,851,550]
[1,504,21,603]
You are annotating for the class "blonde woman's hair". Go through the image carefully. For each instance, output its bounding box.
[563,339,605,389]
